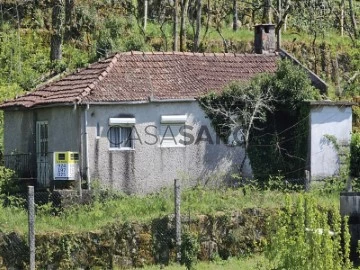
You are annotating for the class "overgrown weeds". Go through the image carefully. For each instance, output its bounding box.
[0,183,340,234]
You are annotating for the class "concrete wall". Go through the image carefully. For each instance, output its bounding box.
[310,105,352,180]
[86,101,251,194]
[4,107,81,186]
[4,107,80,155]
[4,110,35,155]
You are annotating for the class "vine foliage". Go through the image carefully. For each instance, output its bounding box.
[266,194,351,269]
[199,59,321,182]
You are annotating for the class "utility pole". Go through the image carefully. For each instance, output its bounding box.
[28,186,35,270]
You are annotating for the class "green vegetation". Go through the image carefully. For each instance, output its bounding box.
[266,195,351,270]
[0,184,339,234]
[0,0,358,151]
[200,60,320,181]
[137,255,269,270]
[350,132,360,178]
[181,231,200,270]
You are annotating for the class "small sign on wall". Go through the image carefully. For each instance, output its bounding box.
[53,152,79,180]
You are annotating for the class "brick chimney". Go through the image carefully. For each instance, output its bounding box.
[254,24,276,54]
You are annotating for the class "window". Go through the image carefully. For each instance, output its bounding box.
[160,124,184,147]
[160,115,187,147]
[109,126,133,149]
[108,117,135,150]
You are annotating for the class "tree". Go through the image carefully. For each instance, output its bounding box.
[290,0,332,74]
[233,0,238,31]
[199,60,320,179]
[50,0,65,61]
[348,0,358,39]
[64,0,74,41]
[262,0,272,23]
[173,0,179,51]
[199,77,275,174]
[143,0,148,31]
[210,0,232,52]
[180,0,189,51]
[193,0,201,52]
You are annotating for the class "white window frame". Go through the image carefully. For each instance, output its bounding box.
[160,115,187,148]
[108,118,136,150]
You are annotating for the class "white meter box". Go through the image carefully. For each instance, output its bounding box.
[53,152,79,180]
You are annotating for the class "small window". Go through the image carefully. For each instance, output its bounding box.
[109,126,134,149]
[160,114,187,147]
[108,116,136,150]
[160,124,185,147]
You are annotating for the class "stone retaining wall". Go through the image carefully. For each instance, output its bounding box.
[0,208,271,269]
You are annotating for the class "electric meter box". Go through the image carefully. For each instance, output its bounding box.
[53,152,79,180]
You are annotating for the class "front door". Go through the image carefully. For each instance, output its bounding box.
[36,121,49,187]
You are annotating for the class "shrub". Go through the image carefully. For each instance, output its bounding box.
[265,194,351,269]
[180,231,200,270]
[350,132,360,178]
[0,166,18,194]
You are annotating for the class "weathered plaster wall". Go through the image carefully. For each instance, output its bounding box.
[4,107,81,186]
[310,105,352,180]
[87,101,251,194]
[35,107,81,153]
[4,110,35,155]
[4,107,80,155]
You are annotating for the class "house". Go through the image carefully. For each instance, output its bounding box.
[0,25,341,193]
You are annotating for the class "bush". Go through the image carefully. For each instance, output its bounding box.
[0,166,18,194]
[350,132,360,178]
[266,194,351,269]
[181,231,200,270]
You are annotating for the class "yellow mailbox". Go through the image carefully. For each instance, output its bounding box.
[53,152,79,180]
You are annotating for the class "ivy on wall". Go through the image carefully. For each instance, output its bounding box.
[199,60,321,182]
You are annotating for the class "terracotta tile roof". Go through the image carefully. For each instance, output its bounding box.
[0,51,279,108]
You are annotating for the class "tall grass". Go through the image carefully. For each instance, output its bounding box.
[132,255,269,270]
[0,186,339,234]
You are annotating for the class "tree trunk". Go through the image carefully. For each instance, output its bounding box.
[233,0,238,31]
[276,0,281,50]
[348,0,358,39]
[173,0,179,51]
[312,32,318,74]
[194,0,201,52]
[64,0,74,41]
[340,0,344,36]
[0,2,3,25]
[144,0,148,31]
[180,0,189,52]
[332,54,342,97]
[50,0,64,61]
[262,0,272,23]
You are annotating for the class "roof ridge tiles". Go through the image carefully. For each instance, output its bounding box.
[117,51,278,57]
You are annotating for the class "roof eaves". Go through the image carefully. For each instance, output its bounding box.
[308,100,356,106]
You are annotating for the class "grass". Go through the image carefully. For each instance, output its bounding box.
[134,255,269,270]
[0,184,340,234]
[145,21,355,52]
